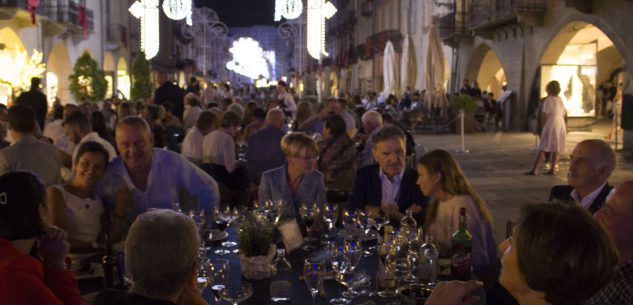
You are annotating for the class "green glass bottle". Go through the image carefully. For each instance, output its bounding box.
[451,207,472,281]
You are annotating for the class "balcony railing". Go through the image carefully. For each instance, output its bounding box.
[0,0,93,36]
[468,0,546,30]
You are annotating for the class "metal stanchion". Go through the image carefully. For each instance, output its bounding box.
[455,109,470,154]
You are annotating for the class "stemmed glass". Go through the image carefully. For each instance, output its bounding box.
[195,257,210,292]
[207,258,229,301]
[300,202,319,251]
[220,281,253,305]
[222,206,240,248]
[377,239,398,298]
[322,204,339,245]
[304,259,326,305]
[213,206,231,255]
[267,199,285,225]
[343,240,362,272]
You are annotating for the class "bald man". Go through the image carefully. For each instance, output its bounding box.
[587,180,633,304]
[245,109,286,185]
[549,139,616,213]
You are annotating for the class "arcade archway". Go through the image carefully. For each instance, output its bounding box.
[465,45,506,99]
[47,43,73,105]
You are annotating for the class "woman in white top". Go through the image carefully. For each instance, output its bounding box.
[416,149,498,288]
[525,80,567,175]
[181,110,218,166]
[202,110,248,191]
[46,141,120,253]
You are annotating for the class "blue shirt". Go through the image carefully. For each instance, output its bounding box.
[97,148,220,218]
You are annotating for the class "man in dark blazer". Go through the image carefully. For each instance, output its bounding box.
[16,78,47,130]
[350,125,428,223]
[154,72,184,120]
[549,139,616,214]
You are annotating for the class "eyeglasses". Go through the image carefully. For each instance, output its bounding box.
[601,203,633,220]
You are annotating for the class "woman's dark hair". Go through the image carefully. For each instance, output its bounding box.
[0,172,46,240]
[515,203,619,305]
[90,111,111,140]
[195,110,218,131]
[74,141,110,167]
[324,114,347,138]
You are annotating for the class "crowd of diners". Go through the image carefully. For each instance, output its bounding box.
[0,76,630,305]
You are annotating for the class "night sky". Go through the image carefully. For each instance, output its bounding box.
[194,0,276,27]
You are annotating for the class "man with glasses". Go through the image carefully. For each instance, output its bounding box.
[350,125,428,222]
[97,116,220,228]
[587,180,633,304]
[549,139,615,214]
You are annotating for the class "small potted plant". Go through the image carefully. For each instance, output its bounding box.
[449,93,477,134]
[238,218,276,279]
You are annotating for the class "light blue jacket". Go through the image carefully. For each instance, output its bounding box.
[258,165,326,221]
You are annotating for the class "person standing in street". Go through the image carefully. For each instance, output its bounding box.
[16,77,48,130]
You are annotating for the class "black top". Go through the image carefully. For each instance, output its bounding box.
[549,183,612,214]
[94,289,177,305]
[154,81,184,120]
[16,89,47,129]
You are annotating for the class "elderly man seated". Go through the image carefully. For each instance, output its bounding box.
[549,139,615,213]
[350,125,428,222]
[98,116,220,226]
[587,180,633,304]
[95,209,205,305]
[356,110,384,168]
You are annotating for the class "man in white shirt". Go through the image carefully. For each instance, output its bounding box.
[97,116,220,223]
[549,139,615,214]
[63,111,117,162]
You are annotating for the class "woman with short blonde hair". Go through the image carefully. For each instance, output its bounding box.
[259,132,325,221]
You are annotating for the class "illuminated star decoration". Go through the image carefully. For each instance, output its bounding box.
[129,0,160,59]
[307,0,336,59]
[226,37,271,80]
[274,0,303,21]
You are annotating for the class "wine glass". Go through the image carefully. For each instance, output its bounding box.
[303,259,325,305]
[222,206,239,248]
[343,240,362,271]
[213,206,231,255]
[267,199,284,225]
[189,209,206,230]
[335,271,367,301]
[207,258,229,301]
[300,203,319,250]
[220,281,253,305]
[322,204,339,244]
[196,257,210,292]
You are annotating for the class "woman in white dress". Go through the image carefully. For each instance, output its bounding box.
[45,141,120,253]
[525,81,567,175]
[416,149,498,289]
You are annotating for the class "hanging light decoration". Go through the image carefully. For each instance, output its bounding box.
[307,0,337,59]
[129,0,160,59]
[162,0,192,25]
[226,37,271,80]
[275,0,303,21]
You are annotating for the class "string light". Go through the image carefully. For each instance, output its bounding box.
[307,0,336,60]
[162,0,192,23]
[129,0,160,59]
[275,0,303,21]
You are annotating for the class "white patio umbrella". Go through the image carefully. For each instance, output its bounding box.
[425,24,448,118]
[382,40,397,97]
[400,34,417,94]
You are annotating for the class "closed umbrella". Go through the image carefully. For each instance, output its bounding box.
[400,34,417,94]
[382,40,397,97]
[425,24,448,119]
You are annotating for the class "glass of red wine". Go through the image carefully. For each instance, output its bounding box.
[213,206,231,255]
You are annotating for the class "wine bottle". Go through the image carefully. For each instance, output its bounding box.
[400,209,417,239]
[450,207,472,281]
[102,232,115,288]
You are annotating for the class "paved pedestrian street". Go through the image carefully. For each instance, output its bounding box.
[413,122,633,242]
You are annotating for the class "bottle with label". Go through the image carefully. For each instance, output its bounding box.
[400,209,417,239]
[451,207,472,281]
[418,234,439,285]
[102,232,115,288]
